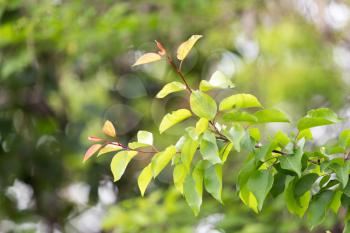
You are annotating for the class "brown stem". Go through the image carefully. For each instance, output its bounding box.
[165,55,192,93]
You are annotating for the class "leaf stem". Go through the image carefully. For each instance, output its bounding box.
[165,55,192,93]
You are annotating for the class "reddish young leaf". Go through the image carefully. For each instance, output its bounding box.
[83,144,102,162]
[103,120,117,138]
[88,136,104,142]
[155,40,166,56]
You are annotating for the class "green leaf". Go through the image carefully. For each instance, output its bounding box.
[223,124,245,152]
[156,81,186,98]
[173,163,188,194]
[219,93,262,111]
[220,142,233,162]
[151,145,177,177]
[110,150,138,181]
[280,148,303,177]
[181,136,199,170]
[330,191,342,213]
[177,35,202,61]
[222,111,258,123]
[297,108,341,131]
[294,173,318,197]
[247,169,274,211]
[199,71,234,91]
[190,90,217,120]
[128,142,149,149]
[285,177,311,217]
[254,109,290,123]
[307,190,335,228]
[200,131,221,164]
[183,161,204,215]
[239,185,259,213]
[334,160,350,188]
[195,118,208,135]
[273,131,290,148]
[248,127,261,141]
[137,130,153,145]
[339,129,350,149]
[159,109,192,134]
[297,129,313,141]
[204,164,223,203]
[97,144,122,157]
[137,164,152,196]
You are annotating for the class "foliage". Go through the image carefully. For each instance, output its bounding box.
[85,35,350,231]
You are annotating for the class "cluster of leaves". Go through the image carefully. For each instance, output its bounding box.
[85,35,350,230]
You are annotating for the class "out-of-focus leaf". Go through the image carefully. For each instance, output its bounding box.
[110,150,138,181]
[254,109,290,123]
[297,129,313,141]
[177,35,202,61]
[138,164,152,196]
[339,129,350,149]
[156,81,186,98]
[137,130,153,145]
[294,173,318,197]
[219,93,262,111]
[297,108,341,131]
[103,120,117,138]
[190,90,217,120]
[223,124,245,152]
[132,52,162,66]
[159,109,192,134]
[199,71,234,91]
[83,144,102,162]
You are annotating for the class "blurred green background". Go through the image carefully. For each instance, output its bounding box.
[1,0,350,232]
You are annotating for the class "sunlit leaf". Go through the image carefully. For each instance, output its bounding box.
[223,124,245,152]
[132,52,162,66]
[190,90,217,120]
[223,111,258,123]
[181,136,199,170]
[97,144,123,157]
[199,71,234,91]
[151,145,177,177]
[110,150,138,181]
[103,120,116,138]
[220,142,233,162]
[195,118,208,135]
[297,108,341,131]
[339,129,350,149]
[239,185,259,213]
[173,163,188,194]
[254,109,290,123]
[83,144,102,162]
[159,109,192,134]
[177,35,203,61]
[156,81,186,98]
[137,130,153,145]
[138,164,152,196]
[219,93,262,111]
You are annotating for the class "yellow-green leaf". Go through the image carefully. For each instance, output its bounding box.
[159,109,192,134]
[219,93,262,111]
[156,81,186,98]
[173,163,188,194]
[97,144,122,157]
[151,145,177,177]
[137,164,153,196]
[132,52,162,66]
[199,71,234,91]
[110,150,138,181]
[190,90,217,120]
[103,120,116,138]
[137,130,153,145]
[177,35,203,61]
[195,118,208,135]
